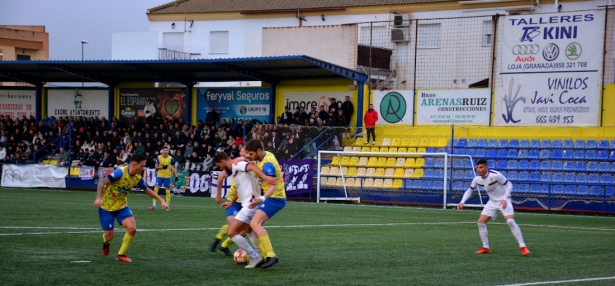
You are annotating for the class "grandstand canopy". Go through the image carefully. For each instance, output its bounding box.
[0,55,367,85]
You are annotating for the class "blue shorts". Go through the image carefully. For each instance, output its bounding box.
[257,198,286,219]
[156,177,171,188]
[99,207,133,231]
[225,202,242,217]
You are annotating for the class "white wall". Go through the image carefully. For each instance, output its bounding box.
[112,31,159,60]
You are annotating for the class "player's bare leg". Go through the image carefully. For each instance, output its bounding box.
[229,220,261,268]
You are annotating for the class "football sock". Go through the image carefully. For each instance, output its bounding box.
[257,235,276,258]
[247,232,262,257]
[221,237,234,248]
[165,189,171,204]
[478,223,489,248]
[152,187,160,206]
[118,233,134,256]
[216,224,228,240]
[231,234,258,257]
[506,219,526,248]
[102,233,110,244]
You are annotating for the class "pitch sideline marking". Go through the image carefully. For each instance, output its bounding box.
[1,221,614,236]
[499,275,615,286]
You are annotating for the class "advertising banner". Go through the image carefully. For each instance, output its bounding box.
[1,164,66,188]
[283,91,352,111]
[47,89,108,119]
[495,10,605,126]
[280,160,314,194]
[196,88,272,124]
[0,89,35,119]
[119,88,186,122]
[78,166,95,180]
[373,90,414,125]
[416,89,491,125]
[209,171,232,199]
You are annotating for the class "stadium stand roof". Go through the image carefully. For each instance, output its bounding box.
[147,0,455,14]
[0,55,367,85]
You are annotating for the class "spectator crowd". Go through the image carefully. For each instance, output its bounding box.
[0,95,354,174]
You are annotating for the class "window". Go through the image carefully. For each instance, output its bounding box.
[483,21,492,47]
[359,26,389,49]
[210,31,229,54]
[418,23,441,49]
[16,55,31,61]
[163,32,184,51]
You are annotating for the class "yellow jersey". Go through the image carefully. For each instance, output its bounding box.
[156,155,174,178]
[101,165,147,211]
[226,179,241,203]
[256,151,286,199]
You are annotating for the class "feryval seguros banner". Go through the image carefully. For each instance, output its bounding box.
[119,88,186,122]
[417,89,491,125]
[373,90,414,125]
[47,89,108,119]
[0,89,35,118]
[495,10,605,126]
[1,164,66,188]
[196,88,272,124]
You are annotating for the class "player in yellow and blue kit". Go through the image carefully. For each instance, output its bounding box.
[244,139,286,269]
[93,154,167,263]
[149,146,176,211]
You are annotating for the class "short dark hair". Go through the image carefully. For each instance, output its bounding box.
[214,152,230,163]
[476,159,488,166]
[130,154,146,163]
[245,139,264,152]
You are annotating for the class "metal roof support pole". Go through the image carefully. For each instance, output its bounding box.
[356,82,364,132]
[184,82,195,125]
[35,83,44,124]
[269,83,276,125]
[107,84,115,121]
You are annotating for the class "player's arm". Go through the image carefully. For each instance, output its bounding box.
[94,168,123,207]
[246,162,276,187]
[155,156,161,170]
[221,192,237,209]
[497,173,513,209]
[457,178,477,211]
[93,177,111,208]
[141,179,168,209]
[215,171,229,204]
[247,162,277,208]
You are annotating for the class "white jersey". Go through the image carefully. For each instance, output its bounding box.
[470,170,511,202]
[231,162,260,207]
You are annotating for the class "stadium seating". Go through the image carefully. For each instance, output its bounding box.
[375,168,385,177]
[562,150,574,159]
[552,172,564,182]
[552,139,563,148]
[552,185,565,194]
[375,157,386,167]
[541,139,551,148]
[565,185,577,195]
[517,149,528,158]
[563,139,573,148]
[507,160,518,169]
[393,179,404,189]
[606,186,615,196]
[498,139,508,148]
[530,184,541,193]
[467,138,477,148]
[413,169,424,178]
[393,168,404,178]
[576,173,587,183]
[598,162,611,172]
[382,179,393,189]
[356,168,366,177]
[529,160,540,170]
[589,186,602,196]
[373,179,384,189]
[597,150,609,160]
[577,185,589,195]
[381,138,392,146]
[586,161,598,171]
[384,168,395,178]
[519,171,529,181]
[507,171,518,180]
[347,167,357,177]
[528,149,539,158]
[423,169,434,178]
[519,184,530,193]
[574,140,585,149]
[540,172,552,182]
[358,157,368,166]
[597,140,609,149]
[550,149,563,159]
[477,139,488,148]
[518,160,529,170]
[564,173,575,182]
[529,171,540,181]
[404,158,415,168]
[586,139,597,149]
[519,139,529,148]
[487,139,498,148]
[551,160,563,170]
[574,162,586,171]
[388,147,398,153]
[412,180,422,189]
[391,138,402,147]
[363,178,374,189]
[540,160,551,170]
[496,160,507,170]
[600,174,613,183]
[588,173,600,183]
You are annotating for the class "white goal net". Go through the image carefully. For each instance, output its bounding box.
[316,150,486,208]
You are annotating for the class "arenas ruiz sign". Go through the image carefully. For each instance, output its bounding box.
[495,10,604,126]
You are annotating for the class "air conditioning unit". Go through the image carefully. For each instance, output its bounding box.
[393,14,411,28]
[391,28,409,43]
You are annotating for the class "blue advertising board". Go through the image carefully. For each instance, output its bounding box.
[196,88,272,124]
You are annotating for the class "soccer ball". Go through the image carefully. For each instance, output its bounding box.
[233,249,249,264]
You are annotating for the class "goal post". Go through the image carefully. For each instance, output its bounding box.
[316,150,485,208]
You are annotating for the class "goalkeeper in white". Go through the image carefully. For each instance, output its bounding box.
[457,159,530,256]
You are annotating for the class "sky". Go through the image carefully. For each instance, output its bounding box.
[0,0,170,60]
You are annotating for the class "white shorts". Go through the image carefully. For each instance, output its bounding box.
[481,200,514,220]
[234,206,257,224]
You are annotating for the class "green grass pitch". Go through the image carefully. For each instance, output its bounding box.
[0,188,614,285]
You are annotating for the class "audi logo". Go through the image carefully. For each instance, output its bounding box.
[512,44,540,55]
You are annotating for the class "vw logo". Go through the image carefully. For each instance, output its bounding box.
[542,43,559,61]
[512,44,540,55]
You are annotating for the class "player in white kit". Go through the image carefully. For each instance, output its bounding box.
[214,152,270,268]
[457,159,530,256]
